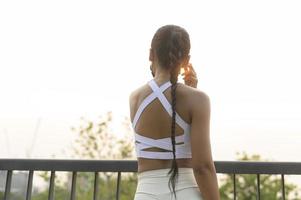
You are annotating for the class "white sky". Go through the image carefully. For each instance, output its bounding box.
[1,0,301,165]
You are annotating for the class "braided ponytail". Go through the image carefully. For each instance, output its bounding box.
[150,24,191,200]
[167,68,179,200]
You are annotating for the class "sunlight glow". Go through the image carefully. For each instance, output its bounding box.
[0,0,301,163]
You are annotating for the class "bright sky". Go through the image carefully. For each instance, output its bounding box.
[1,0,301,165]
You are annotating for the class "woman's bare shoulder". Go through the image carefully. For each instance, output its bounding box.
[129,83,149,101]
[129,83,150,122]
[177,83,210,115]
[178,83,209,101]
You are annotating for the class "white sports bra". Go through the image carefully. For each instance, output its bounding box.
[132,78,192,160]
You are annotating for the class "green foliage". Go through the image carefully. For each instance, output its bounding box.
[0,191,24,200]
[32,111,136,200]
[69,172,138,200]
[32,184,69,200]
[30,111,301,199]
[69,111,135,160]
[219,151,301,200]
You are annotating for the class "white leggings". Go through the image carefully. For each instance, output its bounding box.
[134,168,204,200]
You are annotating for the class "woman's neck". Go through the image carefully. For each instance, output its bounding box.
[153,65,171,84]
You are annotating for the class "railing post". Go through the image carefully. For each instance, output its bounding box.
[256,174,260,200]
[93,172,99,200]
[70,171,77,200]
[48,171,55,200]
[4,170,12,200]
[26,170,34,200]
[233,173,236,200]
[281,174,286,200]
[116,171,121,200]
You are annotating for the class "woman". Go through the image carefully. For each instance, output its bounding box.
[129,25,220,200]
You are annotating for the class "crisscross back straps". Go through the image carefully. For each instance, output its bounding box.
[132,80,172,129]
[148,79,189,130]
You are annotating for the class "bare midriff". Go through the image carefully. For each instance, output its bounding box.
[137,148,193,173]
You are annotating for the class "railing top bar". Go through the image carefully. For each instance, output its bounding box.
[215,161,301,174]
[1,159,301,174]
[0,159,138,172]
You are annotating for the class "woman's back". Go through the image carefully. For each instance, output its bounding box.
[132,79,191,139]
[130,78,198,173]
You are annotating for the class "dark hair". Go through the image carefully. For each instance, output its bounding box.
[151,24,190,199]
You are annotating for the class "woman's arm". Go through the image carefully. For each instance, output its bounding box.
[190,91,220,200]
[129,90,138,123]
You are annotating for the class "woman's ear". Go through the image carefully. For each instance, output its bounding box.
[149,48,154,62]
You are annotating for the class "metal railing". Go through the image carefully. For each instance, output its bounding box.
[1,159,301,200]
